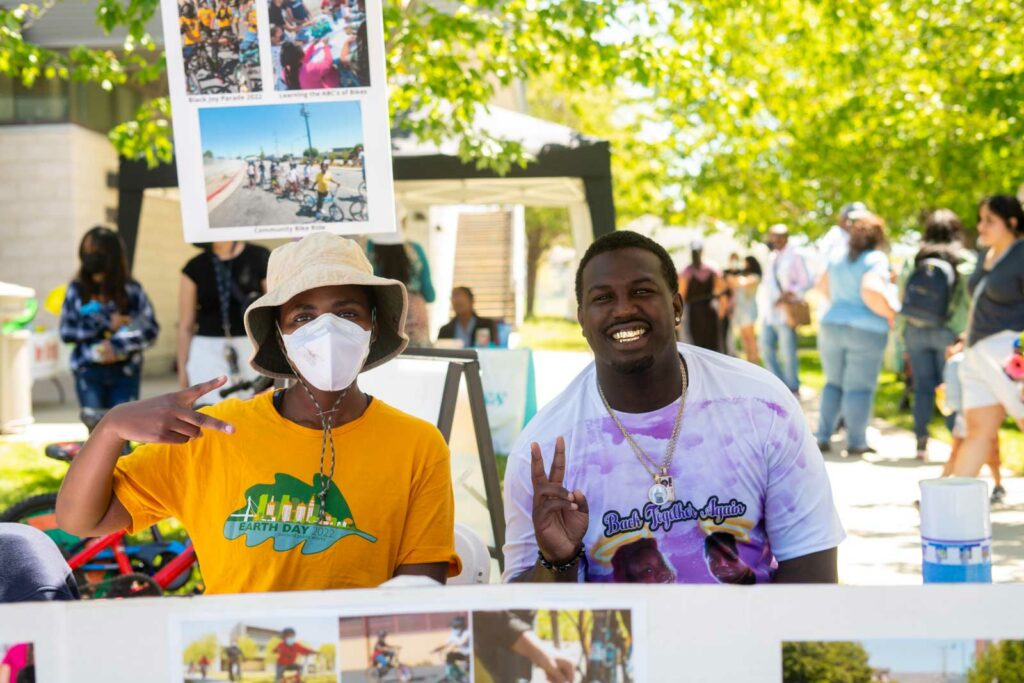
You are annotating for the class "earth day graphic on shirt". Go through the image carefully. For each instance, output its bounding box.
[223,473,376,554]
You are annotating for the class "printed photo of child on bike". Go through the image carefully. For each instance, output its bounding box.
[472,609,635,683]
[178,0,262,94]
[198,100,368,229]
[339,612,470,683]
[268,0,369,91]
[180,616,339,682]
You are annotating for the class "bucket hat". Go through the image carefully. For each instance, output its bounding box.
[244,232,408,379]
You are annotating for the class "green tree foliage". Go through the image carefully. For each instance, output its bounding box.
[968,639,1024,682]
[3,0,1020,236]
[782,641,874,683]
[318,643,337,671]
[182,634,219,665]
[304,147,320,160]
[237,635,259,660]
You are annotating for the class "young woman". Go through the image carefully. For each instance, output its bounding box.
[816,214,899,455]
[177,241,269,405]
[951,195,1024,480]
[56,233,458,594]
[59,227,159,411]
[725,255,762,364]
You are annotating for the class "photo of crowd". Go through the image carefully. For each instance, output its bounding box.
[269,0,370,91]
[178,0,262,94]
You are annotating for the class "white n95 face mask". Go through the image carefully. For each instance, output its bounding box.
[280,314,372,392]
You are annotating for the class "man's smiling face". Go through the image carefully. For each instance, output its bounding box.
[577,247,682,374]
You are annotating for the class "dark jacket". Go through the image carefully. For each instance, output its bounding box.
[437,315,499,347]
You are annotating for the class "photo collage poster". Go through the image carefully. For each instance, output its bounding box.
[160,0,395,242]
[173,604,644,683]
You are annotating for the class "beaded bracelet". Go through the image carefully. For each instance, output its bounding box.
[538,545,586,573]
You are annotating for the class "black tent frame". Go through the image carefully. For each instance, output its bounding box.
[115,141,615,268]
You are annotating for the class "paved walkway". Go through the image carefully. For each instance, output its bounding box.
[801,391,1024,585]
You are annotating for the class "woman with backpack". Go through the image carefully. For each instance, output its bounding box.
[898,209,974,460]
[951,195,1024,481]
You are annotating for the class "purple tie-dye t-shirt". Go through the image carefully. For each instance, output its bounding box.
[502,344,845,584]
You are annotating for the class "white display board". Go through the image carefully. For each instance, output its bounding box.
[3,585,1024,682]
[160,0,395,241]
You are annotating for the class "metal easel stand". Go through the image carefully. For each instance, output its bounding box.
[401,347,506,572]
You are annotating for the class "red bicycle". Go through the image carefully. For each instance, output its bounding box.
[0,409,200,598]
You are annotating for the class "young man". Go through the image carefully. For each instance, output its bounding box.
[437,287,498,348]
[761,224,812,395]
[56,233,460,593]
[502,231,843,584]
[433,615,471,675]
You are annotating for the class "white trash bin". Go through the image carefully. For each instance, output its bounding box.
[0,281,37,434]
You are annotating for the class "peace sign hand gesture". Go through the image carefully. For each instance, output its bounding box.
[531,437,589,565]
[101,376,236,445]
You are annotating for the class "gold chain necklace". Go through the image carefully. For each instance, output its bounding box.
[597,357,688,506]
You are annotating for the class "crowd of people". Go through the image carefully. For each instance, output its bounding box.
[676,196,1024,503]
[269,0,368,91]
[178,0,261,93]
[1,198,1019,611]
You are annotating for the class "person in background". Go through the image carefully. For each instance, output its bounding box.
[951,195,1024,481]
[274,628,314,683]
[940,347,1004,503]
[367,228,436,346]
[818,201,867,265]
[897,209,973,460]
[438,287,499,348]
[816,213,899,456]
[761,224,812,396]
[179,241,269,406]
[59,227,159,411]
[472,610,575,683]
[677,238,725,352]
[725,254,762,364]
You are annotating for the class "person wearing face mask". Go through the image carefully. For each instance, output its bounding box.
[59,226,160,411]
[273,628,315,682]
[55,232,460,594]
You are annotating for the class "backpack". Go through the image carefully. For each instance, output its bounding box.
[901,257,956,328]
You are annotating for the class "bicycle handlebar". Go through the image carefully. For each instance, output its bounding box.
[219,375,274,398]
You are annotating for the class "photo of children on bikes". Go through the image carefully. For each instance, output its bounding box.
[268,0,369,91]
[178,0,262,95]
[180,617,338,682]
[199,101,368,228]
[472,609,635,683]
[339,612,470,682]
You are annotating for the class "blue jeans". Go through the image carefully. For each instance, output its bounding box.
[816,323,889,449]
[73,362,140,410]
[904,325,957,440]
[761,323,800,392]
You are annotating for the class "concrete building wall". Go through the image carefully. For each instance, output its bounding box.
[0,124,117,332]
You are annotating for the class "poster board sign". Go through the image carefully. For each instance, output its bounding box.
[159,0,395,242]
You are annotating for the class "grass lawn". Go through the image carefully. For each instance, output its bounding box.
[518,316,590,352]
[797,333,1024,473]
[0,440,66,511]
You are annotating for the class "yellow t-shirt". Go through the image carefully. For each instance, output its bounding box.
[198,7,215,28]
[216,7,233,28]
[112,392,460,594]
[315,170,332,193]
[180,17,200,45]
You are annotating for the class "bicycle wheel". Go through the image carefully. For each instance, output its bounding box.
[328,203,343,222]
[349,198,367,221]
[301,192,317,210]
[0,492,82,556]
[365,666,383,682]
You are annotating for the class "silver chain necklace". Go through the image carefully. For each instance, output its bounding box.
[296,380,345,523]
[597,357,688,506]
